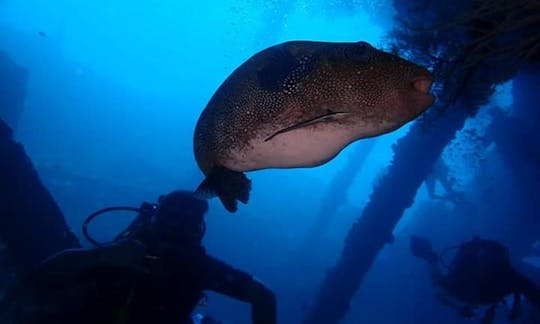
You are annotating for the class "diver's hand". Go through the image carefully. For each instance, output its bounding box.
[97,239,149,273]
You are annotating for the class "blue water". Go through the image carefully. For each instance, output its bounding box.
[2,1,539,323]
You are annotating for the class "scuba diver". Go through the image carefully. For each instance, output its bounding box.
[10,190,277,324]
[410,236,540,323]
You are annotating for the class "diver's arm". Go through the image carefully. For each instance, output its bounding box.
[202,255,276,324]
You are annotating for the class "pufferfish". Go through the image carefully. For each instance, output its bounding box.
[193,40,434,212]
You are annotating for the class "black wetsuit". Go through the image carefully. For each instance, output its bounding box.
[106,248,275,324]
[438,238,518,305]
[419,237,540,322]
[17,234,276,324]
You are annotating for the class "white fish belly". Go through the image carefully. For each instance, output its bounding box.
[224,126,358,171]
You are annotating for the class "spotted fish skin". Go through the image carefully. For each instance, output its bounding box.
[194,40,434,212]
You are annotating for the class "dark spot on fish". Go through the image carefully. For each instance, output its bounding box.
[257,44,314,93]
[38,31,47,38]
[344,41,372,62]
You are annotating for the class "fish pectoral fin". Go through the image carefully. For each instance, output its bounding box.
[195,166,252,213]
[264,110,351,142]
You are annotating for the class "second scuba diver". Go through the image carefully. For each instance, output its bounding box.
[410,236,540,323]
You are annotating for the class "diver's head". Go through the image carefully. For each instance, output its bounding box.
[155,190,209,246]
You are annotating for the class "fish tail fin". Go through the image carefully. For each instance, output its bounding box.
[195,167,251,213]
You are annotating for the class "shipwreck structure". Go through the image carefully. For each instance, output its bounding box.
[305,0,540,322]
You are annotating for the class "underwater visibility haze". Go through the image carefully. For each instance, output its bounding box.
[0,0,539,323]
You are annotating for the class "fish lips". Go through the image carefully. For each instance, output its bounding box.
[411,75,435,107]
[413,76,433,93]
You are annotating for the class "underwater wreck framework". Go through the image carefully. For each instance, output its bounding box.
[0,53,81,275]
[304,0,540,322]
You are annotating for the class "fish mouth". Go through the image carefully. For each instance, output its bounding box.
[411,75,435,106]
[412,76,433,94]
